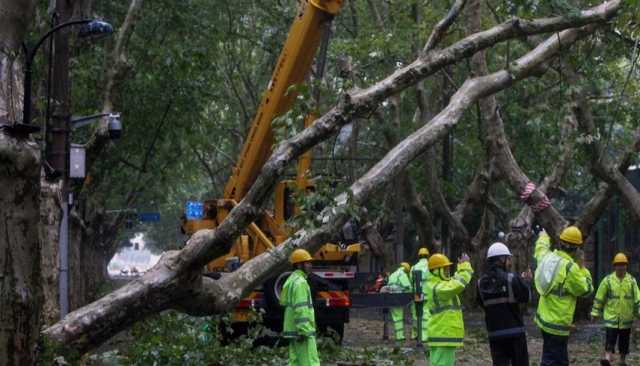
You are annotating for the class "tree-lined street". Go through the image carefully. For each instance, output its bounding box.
[2,0,640,364]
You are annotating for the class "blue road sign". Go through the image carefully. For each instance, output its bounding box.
[185,201,204,220]
[138,212,161,222]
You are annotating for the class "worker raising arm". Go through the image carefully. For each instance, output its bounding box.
[425,252,474,366]
[534,226,593,366]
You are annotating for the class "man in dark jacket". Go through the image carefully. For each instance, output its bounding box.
[477,242,532,366]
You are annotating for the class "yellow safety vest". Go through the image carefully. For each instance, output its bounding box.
[591,273,640,329]
[425,261,473,347]
[533,232,593,336]
[280,270,316,338]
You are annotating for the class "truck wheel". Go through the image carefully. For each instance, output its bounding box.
[264,272,291,310]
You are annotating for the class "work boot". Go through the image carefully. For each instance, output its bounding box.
[600,360,611,366]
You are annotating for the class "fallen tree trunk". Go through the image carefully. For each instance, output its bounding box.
[43,1,622,354]
[192,17,612,315]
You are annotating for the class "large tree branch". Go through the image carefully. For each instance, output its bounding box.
[575,123,640,233]
[186,19,609,315]
[423,0,468,52]
[43,2,622,353]
[371,0,468,252]
[566,65,640,223]
[505,113,578,238]
[476,3,591,240]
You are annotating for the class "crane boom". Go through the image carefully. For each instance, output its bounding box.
[223,0,342,201]
[181,1,362,341]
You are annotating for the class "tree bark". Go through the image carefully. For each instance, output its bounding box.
[360,220,394,271]
[0,135,41,366]
[0,1,41,364]
[39,179,63,325]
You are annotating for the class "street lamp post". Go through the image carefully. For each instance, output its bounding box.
[20,18,113,319]
[21,19,113,127]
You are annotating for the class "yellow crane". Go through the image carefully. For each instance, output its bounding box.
[181,0,359,340]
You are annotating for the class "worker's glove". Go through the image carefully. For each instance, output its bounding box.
[458,253,470,263]
[521,268,533,281]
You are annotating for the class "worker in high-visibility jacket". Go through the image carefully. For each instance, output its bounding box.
[425,252,473,366]
[280,249,318,366]
[591,252,640,366]
[534,226,593,366]
[411,247,430,342]
[388,262,412,342]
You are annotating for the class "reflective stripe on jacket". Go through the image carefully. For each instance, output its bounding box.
[280,269,316,338]
[426,261,474,347]
[591,272,640,329]
[534,232,593,336]
[477,265,531,339]
[388,267,411,293]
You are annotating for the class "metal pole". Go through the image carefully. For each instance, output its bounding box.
[22,19,93,125]
[413,271,423,347]
[59,191,71,318]
[382,307,389,340]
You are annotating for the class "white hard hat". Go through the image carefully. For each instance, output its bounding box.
[487,242,512,259]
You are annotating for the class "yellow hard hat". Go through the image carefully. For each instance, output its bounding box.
[613,253,629,265]
[559,226,583,246]
[290,249,313,264]
[428,253,453,270]
[418,247,430,257]
[400,262,411,272]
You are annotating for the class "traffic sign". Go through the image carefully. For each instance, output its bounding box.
[138,212,161,222]
[185,201,204,220]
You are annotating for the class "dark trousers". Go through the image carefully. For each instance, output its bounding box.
[605,327,631,355]
[489,334,529,366]
[540,331,569,366]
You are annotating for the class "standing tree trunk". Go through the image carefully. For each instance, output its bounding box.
[39,180,63,325]
[0,2,41,364]
[0,137,41,366]
[68,212,121,310]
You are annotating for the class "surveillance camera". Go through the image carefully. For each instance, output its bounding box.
[108,113,122,139]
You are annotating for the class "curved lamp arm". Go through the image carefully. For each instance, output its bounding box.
[22,19,112,126]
